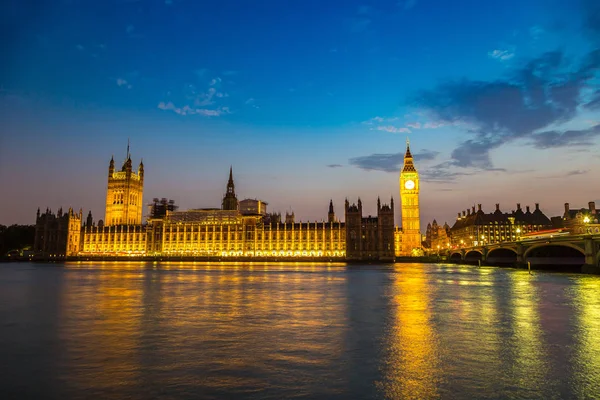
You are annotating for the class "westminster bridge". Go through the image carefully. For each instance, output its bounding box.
[442,233,600,274]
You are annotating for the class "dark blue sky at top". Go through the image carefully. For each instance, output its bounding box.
[1,0,599,225]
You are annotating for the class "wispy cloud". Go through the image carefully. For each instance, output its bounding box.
[349,149,439,173]
[376,126,411,134]
[349,152,403,172]
[529,125,600,149]
[76,44,84,51]
[116,78,132,89]
[566,169,589,176]
[529,25,544,40]
[327,164,343,168]
[158,101,230,116]
[488,49,515,61]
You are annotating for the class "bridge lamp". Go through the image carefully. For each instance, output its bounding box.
[583,216,591,224]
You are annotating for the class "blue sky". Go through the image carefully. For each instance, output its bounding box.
[1,0,599,227]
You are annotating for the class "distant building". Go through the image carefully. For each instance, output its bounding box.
[34,207,82,257]
[239,199,268,215]
[33,142,418,261]
[562,202,600,234]
[425,220,450,251]
[449,203,552,247]
[345,197,395,261]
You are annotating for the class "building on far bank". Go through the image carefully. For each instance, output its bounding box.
[239,198,268,216]
[561,202,600,234]
[449,203,552,247]
[34,207,82,257]
[345,197,395,261]
[424,220,450,251]
[34,145,400,261]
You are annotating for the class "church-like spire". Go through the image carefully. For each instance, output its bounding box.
[222,166,238,211]
[227,166,235,194]
[405,137,412,159]
[328,199,335,223]
[402,139,416,172]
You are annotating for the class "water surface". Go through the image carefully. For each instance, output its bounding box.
[1,262,599,399]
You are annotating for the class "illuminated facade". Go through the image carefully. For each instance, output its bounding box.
[396,140,422,256]
[105,145,144,226]
[34,148,403,260]
[562,202,600,234]
[449,203,552,247]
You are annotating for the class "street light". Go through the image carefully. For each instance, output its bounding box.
[516,227,521,241]
[583,216,591,234]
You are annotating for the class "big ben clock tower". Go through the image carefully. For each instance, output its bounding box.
[400,139,421,255]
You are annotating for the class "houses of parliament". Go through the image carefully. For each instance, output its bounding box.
[34,143,423,261]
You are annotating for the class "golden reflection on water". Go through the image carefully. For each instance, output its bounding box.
[507,272,547,392]
[573,278,600,397]
[378,265,440,399]
[59,262,349,398]
[59,266,145,394]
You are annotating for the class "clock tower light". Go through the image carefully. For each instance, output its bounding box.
[399,139,421,255]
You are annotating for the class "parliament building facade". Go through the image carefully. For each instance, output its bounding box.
[34,143,421,261]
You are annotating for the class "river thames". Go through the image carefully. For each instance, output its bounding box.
[1,262,599,399]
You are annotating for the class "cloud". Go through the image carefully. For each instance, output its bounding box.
[376,126,411,133]
[529,25,544,40]
[158,102,230,116]
[327,164,343,168]
[488,49,515,61]
[410,48,600,169]
[348,149,438,173]
[209,77,222,86]
[529,125,600,149]
[349,152,403,172]
[165,0,173,4]
[412,149,440,161]
[116,78,131,89]
[76,44,84,51]
[126,25,135,34]
[566,169,589,176]
[222,70,238,76]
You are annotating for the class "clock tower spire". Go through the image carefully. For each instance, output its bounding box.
[399,139,421,255]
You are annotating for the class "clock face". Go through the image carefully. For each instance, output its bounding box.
[404,180,415,190]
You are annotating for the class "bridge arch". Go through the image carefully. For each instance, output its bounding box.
[523,243,585,259]
[487,247,518,257]
[464,250,483,261]
[449,252,462,261]
[487,247,518,264]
